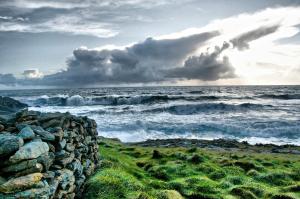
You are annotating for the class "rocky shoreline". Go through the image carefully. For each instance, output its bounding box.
[0,97,99,199]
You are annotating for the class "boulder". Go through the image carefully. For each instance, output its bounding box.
[0,173,43,193]
[9,140,49,163]
[0,134,24,157]
[0,97,28,113]
[18,126,35,140]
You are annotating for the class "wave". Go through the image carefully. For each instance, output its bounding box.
[257,94,300,100]
[143,103,271,115]
[23,94,228,106]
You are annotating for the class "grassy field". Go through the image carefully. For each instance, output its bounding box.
[85,138,300,199]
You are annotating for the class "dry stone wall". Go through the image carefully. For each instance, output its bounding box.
[0,108,99,199]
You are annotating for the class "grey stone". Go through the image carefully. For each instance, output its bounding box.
[9,140,49,163]
[57,169,75,190]
[0,173,43,193]
[0,134,24,157]
[56,152,75,167]
[18,126,35,140]
[65,143,75,152]
[83,159,95,176]
[2,159,37,173]
[57,139,66,150]
[31,126,55,141]
[13,163,43,178]
[67,159,83,177]
[37,152,55,171]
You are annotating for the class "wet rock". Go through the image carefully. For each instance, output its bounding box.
[0,173,43,193]
[18,126,35,140]
[0,96,28,113]
[0,134,24,157]
[9,140,49,163]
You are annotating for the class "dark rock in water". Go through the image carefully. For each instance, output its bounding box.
[18,126,35,140]
[0,134,24,157]
[9,140,49,163]
[0,96,28,114]
[2,159,38,173]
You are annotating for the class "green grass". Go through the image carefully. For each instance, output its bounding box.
[85,138,300,199]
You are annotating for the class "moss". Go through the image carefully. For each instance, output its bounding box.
[187,147,197,153]
[148,166,170,180]
[87,138,300,199]
[85,169,143,199]
[136,192,154,199]
[270,194,296,199]
[188,154,204,164]
[247,169,260,177]
[255,172,292,186]
[209,170,226,180]
[156,190,184,199]
[152,150,164,159]
[230,187,257,199]
[234,160,259,171]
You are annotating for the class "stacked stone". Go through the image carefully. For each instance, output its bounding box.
[0,109,99,199]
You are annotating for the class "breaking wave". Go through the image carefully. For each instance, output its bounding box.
[143,103,271,115]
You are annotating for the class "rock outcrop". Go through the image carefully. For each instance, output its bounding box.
[0,98,99,199]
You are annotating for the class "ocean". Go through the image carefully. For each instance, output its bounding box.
[1,86,299,145]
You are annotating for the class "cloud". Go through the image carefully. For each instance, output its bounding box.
[230,25,280,50]
[0,74,17,86]
[166,42,236,81]
[36,31,218,86]
[0,0,192,37]
[23,69,44,79]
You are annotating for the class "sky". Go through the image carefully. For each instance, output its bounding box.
[0,0,300,88]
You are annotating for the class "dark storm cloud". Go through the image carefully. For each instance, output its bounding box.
[0,74,17,86]
[230,25,280,50]
[0,31,221,86]
[166,42,236,81]
[36,31,219,86]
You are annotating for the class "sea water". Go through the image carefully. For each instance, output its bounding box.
[1,86,299,145]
